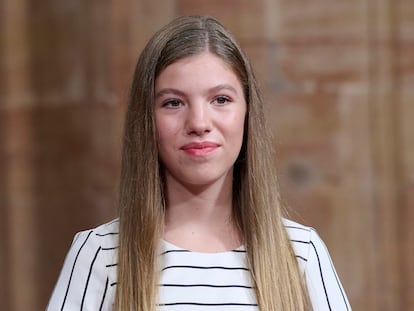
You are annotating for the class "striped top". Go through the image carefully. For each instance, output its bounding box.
[46,219,351,311]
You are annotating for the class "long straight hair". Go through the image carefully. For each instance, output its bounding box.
[116,15,310,310]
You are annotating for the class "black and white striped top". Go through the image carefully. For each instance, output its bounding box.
[46,219,351,310]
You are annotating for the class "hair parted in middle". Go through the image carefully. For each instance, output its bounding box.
[116,15,310,311]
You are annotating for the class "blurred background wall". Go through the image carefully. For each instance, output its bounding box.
[1,0,413,310]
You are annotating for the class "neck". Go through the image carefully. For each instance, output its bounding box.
[163,171,240,252]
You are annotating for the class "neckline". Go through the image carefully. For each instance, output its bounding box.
[161,239,245,255]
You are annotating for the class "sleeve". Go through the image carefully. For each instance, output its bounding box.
[304,229,352,311]
[46,230,112,311]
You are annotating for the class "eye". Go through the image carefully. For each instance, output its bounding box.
[162,99,182,108]
[213,96,231,105]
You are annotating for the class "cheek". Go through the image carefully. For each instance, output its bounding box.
[232,110,247,138]
[155,117,179,150]
[155,117,167,150]
[156,129,170,154]
[235,112,247,151]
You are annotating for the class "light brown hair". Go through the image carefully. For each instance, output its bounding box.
[116,15,310,310]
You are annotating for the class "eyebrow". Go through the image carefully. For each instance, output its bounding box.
[155,88,186,99]
[208,84,239,95]
[155,84,239,99]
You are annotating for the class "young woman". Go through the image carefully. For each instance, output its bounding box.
[47,16,351,311]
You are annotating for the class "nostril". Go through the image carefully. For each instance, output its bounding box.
[185,116,212,135]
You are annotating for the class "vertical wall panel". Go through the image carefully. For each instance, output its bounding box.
[2,0,38,310]
[260,2,374,309]
[398,0,414,308]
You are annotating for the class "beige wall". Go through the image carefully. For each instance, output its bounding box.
[1,0,413,310]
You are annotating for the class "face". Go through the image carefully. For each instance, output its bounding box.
[154,52,247,189]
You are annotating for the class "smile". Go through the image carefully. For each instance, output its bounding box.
[181,142,220,156]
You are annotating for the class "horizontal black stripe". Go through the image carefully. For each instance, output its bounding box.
[101,246,118,251]
[231,249,246,253]
[290,239,310,244]
[159,302,258,307]
[160,283,253,289]
[296,255,308,262]
[161,249,190,255]
[95,232,119,237]
[161,249,245,254]
[105,263,118,268]
[162,265,249,271]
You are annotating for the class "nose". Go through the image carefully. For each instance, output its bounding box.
[185,102,211,136]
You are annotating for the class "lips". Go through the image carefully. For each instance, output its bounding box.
[181,141,220,156]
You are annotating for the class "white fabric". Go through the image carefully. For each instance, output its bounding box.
[46,218,351,310]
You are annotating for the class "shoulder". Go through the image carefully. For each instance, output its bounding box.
[64,218,120,267]
[88,218,120,243]
[69,218,120,278]
[282,218,334,275]
[283,218,352,310]
[46,219,119,310]
[68,219,120,260]
[283,218,315,264]
[88,218,120,236]
[283,218,314,242]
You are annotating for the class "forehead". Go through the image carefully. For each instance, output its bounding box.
[155,52,243,92]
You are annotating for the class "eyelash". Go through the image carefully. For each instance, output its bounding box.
[213,96,232,105]
[162,99,182,108]
[160,95,232,108]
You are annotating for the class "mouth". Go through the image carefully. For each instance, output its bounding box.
[181,141,220,156]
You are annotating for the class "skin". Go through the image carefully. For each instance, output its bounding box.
[154,52,247,252]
